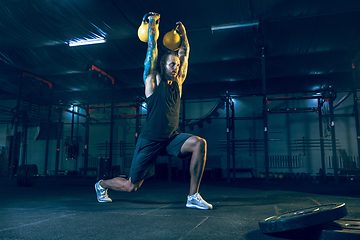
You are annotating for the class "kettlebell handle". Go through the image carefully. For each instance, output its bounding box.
[142,12,160,23]
[142,13,151,22]
[174,24,179,31]
[173,23,182,36]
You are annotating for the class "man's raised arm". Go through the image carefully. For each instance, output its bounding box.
[143,13,160,97]
[177,22,190,84]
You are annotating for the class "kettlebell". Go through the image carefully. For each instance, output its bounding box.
[138,13,159,42]
[163,25,181,51]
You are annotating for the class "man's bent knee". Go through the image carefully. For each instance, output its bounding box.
[125,178,143,192]
[198,137,207,150]
[126,184,137,192]
[182,136,207,153]
[194,136,207,155]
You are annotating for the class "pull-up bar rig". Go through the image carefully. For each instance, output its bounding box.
[222,46,360,184]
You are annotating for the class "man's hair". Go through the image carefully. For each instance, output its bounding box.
[160,51,178,73]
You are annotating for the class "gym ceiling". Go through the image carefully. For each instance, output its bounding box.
[1,0,360,107]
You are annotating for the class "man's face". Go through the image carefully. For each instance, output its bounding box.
[163,54,180,80]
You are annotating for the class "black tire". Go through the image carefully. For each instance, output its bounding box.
[258,203,348,233]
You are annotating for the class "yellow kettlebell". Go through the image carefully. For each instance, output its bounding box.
[163,25,181,51]
[138,13,159,42]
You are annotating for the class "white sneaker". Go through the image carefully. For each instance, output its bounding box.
[95,180,112,203]
[186,193,213,210]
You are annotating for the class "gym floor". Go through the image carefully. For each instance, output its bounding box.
[1,176,360,240]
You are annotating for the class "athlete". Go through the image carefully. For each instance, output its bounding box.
[95,12,212,210]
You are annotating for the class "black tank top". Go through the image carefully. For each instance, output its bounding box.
[140,80,181,141]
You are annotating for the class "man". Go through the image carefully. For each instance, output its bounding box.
[95,12,212,210]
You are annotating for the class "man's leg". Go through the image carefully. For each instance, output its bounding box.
[180,136,212,210]
[100,177,143,192]
[95,137,160,202]
[180,136,207,196]
[95,177,143,203]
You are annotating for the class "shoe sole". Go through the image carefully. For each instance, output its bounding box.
[97,198,112,203]
[186,203,212,210]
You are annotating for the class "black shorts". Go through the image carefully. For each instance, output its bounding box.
[129,133,193,183]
